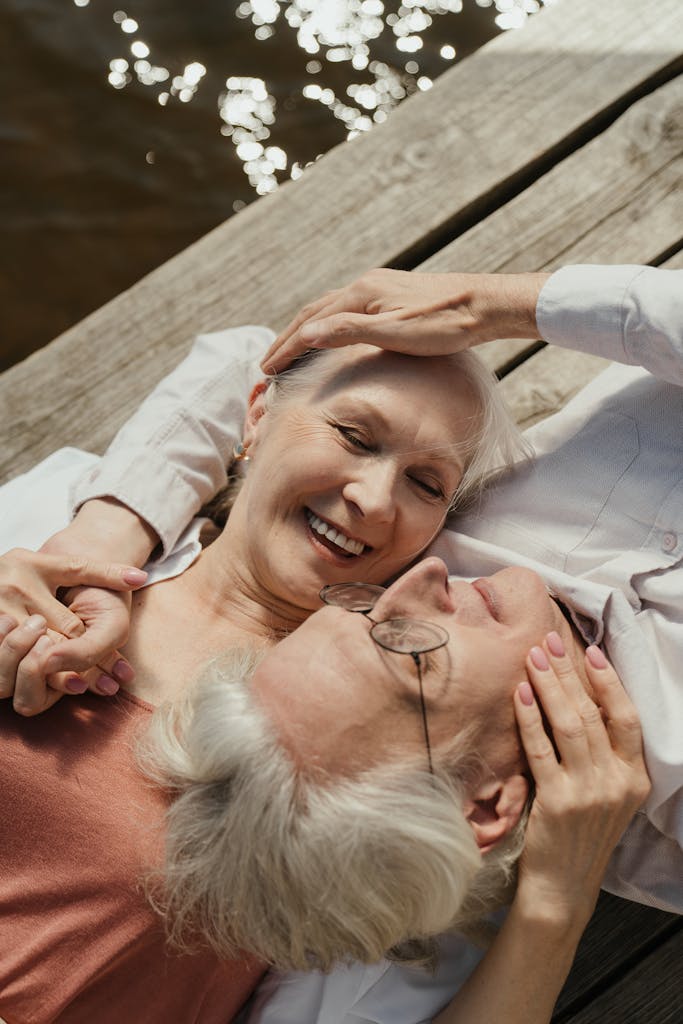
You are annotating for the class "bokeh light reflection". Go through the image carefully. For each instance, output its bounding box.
[82,0,552,193]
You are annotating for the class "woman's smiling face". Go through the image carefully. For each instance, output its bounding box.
[231,346,481,613]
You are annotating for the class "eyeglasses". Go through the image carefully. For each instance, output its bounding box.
[319,582,450,775]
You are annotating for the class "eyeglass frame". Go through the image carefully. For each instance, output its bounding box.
[319,582,452,776]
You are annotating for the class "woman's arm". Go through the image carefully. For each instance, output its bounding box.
[434,640,650,1024]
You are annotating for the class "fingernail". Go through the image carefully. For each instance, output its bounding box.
[530,646,549,671]
[26,614,47,632]
[122,568,147,586]
[586,646,608,669]
[66,676,88,694]
[33,635,53,654]
[112,659,135,684]
[546,631,565,657]
[518,681,535,706]
[96,674,119,696]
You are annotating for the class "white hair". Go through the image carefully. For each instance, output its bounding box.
[140,648,526,971]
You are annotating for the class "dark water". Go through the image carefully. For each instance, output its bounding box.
[1,0,549,372]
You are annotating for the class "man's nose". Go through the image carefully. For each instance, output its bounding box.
[342,464,398,525]
[372,557,450,618]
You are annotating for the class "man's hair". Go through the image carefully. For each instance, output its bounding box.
[140,648,526,971]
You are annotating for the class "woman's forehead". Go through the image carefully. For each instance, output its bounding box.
[309,345,465,399]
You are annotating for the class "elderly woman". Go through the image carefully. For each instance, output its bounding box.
[0,271,653,1023]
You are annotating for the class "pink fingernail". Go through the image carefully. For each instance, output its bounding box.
[518,681,535,706]
[122,568,147,586]
[112,659,135,684]
[66,676,88,694]
[96,675,119,696]
[546,631,565,657]
[586,646,608,669]
[530,646,549,671]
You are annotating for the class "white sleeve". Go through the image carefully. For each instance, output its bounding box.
[245,934,487,1024]
[536,265,683,385]
[70,325,273,557]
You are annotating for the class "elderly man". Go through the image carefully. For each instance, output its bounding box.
[1,264,681,1023]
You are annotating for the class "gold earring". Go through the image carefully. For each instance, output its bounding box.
[232,441,251,462]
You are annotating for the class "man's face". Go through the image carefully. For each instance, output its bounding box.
[251,557,571,779]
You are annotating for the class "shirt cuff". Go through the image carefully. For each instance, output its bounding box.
[536,264,647,363]
[71,448,206,558]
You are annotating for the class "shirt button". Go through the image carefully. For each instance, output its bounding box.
[661,531,677,553]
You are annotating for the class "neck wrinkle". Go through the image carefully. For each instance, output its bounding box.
[185,538,311,642]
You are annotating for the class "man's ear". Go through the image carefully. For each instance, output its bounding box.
[242,380,270,447]
[462,775,529,855]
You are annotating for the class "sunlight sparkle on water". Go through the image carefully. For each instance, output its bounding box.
[219,77,287,194]
[131,41,150,59]
[78,0,552,197]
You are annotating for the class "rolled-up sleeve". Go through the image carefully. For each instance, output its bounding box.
[536,265,683,385]
[70,325,273,557]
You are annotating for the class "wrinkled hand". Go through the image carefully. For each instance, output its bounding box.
[261,268,550,373]
[513,637,650,928]
[0,547,147,715]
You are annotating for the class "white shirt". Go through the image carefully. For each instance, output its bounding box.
[3,265,681,1024]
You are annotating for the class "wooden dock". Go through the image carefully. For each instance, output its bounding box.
[1,0,681,1018]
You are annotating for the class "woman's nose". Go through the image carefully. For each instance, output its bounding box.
[342,466,397,525]
[372,557,450,618]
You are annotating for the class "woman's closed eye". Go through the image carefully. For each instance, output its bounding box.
[410,475,446,500]
[333,423,375,452]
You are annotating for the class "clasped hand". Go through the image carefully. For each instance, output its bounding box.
[0,547,146,715]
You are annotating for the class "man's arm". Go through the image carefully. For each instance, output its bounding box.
[0,326,271,708]
[536,265,683,385]
[70,325,273,560]
[260,265,683,386]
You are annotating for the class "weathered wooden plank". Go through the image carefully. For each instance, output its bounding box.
[1,0,681,481]
[423,75,683,376]
[500,248,683,428]
[556,925,683,1024]
[553,893,681,1018]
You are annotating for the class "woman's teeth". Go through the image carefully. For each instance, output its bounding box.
[306,511,365,556]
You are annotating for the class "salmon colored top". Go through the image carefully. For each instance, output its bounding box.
[0,690,264,1024]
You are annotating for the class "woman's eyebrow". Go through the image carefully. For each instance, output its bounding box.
[339,400,465,467]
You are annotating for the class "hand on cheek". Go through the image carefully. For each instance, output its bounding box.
[512,636,650,929]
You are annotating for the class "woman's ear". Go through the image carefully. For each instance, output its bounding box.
[242,380,270,447]
[462,774,529,854]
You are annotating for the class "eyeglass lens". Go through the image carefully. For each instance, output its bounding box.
[319,582,386,613]
[320,583,449,655]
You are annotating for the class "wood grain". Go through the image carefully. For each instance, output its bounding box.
[1,0,681,481]
[554,893,681,1019]
[556,926,683,1024]
[497,249,683,428]
[423,75,683,376]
